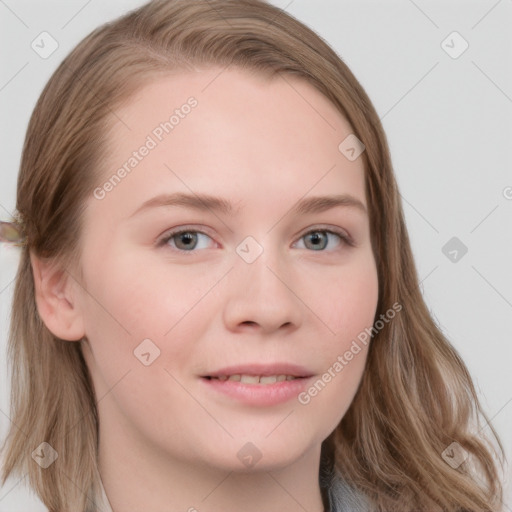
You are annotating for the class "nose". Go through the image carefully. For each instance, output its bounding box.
[222,243,304,335]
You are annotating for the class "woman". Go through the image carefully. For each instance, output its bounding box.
[0,0,504,510]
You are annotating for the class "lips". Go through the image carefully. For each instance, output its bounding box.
[200,363,315,406]
[206,374,299,384]
[202,363,314,382]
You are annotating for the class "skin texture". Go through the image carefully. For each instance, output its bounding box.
[31,67,379,512]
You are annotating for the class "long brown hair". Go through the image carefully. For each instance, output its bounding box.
[1,1,505,510]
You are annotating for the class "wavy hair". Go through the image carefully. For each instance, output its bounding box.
[0,0,505,510]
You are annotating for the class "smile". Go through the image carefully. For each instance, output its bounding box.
[205,374,299,384]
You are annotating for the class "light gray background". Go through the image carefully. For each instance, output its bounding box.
[1,1,511,510]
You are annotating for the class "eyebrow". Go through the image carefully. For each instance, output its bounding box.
[129,192,367,218]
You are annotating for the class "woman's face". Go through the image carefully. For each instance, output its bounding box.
[76,67,378,472]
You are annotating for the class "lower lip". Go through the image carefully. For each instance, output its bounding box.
[200,376,313,406]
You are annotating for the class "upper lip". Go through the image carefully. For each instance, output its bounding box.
[203,363,314,378]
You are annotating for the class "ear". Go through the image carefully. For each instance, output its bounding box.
[30,252,85,341]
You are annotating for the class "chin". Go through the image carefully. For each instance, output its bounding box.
[197,434,315,474]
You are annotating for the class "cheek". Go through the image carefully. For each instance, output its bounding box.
[78,246,216,392]
[78,253,201,438]
[301,251,379,341]
[81,247,182,337]
[297,345,369,441]
[294,252,378,417]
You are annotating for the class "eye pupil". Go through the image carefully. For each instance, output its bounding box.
[305,231,327,250]
[176,232,197,249]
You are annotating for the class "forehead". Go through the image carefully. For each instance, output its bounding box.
[92,67,366,221]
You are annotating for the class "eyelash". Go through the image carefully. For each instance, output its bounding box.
[156,226,354,253]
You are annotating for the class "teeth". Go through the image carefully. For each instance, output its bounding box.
[211,374,299,384]
[240,375,260,384]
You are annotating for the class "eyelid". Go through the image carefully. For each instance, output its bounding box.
[156,224,355,250]
[156,225,217,248]
[295,224,353,245]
